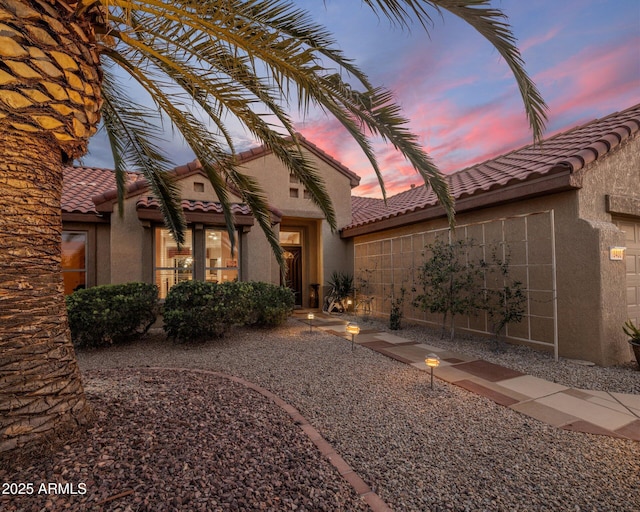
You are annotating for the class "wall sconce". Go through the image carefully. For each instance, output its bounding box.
[346,322,360,351]
[425,353,441,389]
[307,312,314,333]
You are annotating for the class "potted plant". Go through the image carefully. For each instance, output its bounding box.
[324,271,353,314]
[623,320,640,369]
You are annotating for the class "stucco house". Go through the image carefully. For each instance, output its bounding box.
[61,135,359,307]
[342,103,640,366]
[61,104,640,366]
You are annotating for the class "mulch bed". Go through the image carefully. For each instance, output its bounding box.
[0,368,368,511]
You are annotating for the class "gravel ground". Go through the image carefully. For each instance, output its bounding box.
[1,368,368,512]
[3,318,640,511]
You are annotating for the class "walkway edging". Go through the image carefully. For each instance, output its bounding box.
[146,367,393,512]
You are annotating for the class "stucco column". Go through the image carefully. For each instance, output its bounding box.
[193,223,205,282]
[141,221,153,285]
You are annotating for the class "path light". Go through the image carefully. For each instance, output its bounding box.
[307,313,314,333]
[347,298,353,311]
[425,353,441,390]
[346,322,360,351]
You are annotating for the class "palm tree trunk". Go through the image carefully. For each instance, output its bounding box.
[0,126,92,456]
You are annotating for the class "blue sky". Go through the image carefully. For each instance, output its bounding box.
[82,0,640,197]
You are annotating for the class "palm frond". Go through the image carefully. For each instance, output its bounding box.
[94,0,546,266]
[107,1,343,231]
[100,66,186,243]
[435,0,548,142]
[360,0,548,141]
[361,0,436,29]
[104,47,244,250]
[318,75,454,223]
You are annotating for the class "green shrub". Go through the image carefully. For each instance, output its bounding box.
[163,280,246,342]
[66,282,159,348]
[163,280,294,342]
[248,281,295,327]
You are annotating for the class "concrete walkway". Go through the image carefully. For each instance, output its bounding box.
[295,311,640,442]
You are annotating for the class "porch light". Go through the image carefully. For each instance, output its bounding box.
[307,313,314,333]
[425,353,441,390]
[346,322,360,351]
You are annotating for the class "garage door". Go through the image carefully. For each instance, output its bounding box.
[615,218,640,324]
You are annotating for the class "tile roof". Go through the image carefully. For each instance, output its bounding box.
[351,196,388,225]
[347,103,640,231]
[63,163,279,220]
[136,197,253,216]
[62,166,143,214]
[63,134,356,216]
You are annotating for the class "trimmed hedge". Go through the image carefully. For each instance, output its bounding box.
[66,282,159,348]
[163,280,294,343]
[247,281,296,328]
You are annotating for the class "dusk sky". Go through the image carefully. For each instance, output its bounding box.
[82,0,640,198]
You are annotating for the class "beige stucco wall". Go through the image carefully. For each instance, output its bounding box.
[109,198,146,284]
[95,223,111,286]
[352,194,566,354]
[351,133,640,365]
[566,135,640,364]
[237,148,355,303]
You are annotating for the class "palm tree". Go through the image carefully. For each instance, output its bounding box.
[0,0,546,457]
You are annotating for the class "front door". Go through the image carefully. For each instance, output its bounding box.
[282,246,303,306]
[615,218,640,324]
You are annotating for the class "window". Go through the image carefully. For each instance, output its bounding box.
[289,188,299,198]
[205,229,238,284]
[154,227,239,298]
[155,228,193,299]
[62,231,87,294]
[279,230,301,245]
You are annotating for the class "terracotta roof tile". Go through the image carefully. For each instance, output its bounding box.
[63,165,276,220]
[351,196,388,225]
[62,166,143,214]
[64,135,357,217]
[136,196,252,216]
[349,103,640,229]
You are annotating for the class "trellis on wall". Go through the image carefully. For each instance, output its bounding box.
[353,210,559,359]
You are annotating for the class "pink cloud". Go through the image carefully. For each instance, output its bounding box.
[519,26,563,54]
[535,37,640,123]
[298,97,535,198]
[297,30,639,200]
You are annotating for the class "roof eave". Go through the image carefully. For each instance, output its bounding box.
[341,167,576,238]
[62,212,110,224]
[136,207,256,226]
